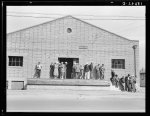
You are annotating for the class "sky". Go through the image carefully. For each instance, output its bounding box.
[6,6,145,70]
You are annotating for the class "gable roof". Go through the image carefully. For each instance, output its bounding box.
[7,15,138,42]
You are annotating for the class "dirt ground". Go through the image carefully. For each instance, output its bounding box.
[7,86,145,112]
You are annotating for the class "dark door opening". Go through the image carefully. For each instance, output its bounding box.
[58,58,79,79]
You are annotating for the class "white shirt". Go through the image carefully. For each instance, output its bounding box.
[37,64,42,70]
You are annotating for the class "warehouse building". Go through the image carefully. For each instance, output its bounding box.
[7,15,139,89]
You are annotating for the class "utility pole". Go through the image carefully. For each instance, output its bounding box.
[132,45,137,78]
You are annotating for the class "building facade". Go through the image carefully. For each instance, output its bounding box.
[7,16,139,89]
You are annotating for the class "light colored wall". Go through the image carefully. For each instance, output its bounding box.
[7,16,139,81]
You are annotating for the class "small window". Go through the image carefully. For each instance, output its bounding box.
[112,59,125,69]
[67,28,72,33]
[8,56,23,67]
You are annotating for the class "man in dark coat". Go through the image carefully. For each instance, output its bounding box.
[89,62,93,79]
[72,62,76,79]
[118,76,125,91]
[95,64,100,80]
[84,63,90,80]
[114,74,119,88]
[125,74,132,92]
[58,63,61,79]
[50,62,54,79]
[110,70,115,86]
[129,75,136,92]
[111,70,115,78]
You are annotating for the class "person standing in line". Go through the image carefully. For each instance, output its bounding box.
[129,75,136,92]
[60,62,65,79]
[50,62,54,79]
[58,62,61,79]
[110,70,115,85]
[75,63,80,79]
[100,64,105,80]
[92,65,97,80]
[64,62,68,79]
[125,74,131,92]
[84,63,90,80]
[34,62,42,78]
[54,62,59,79]
[95,64,100,80]
[99,64,102,80]
[80,64,84,79]
[114,74,119,88]
[89,62,94,79]
[133,76,137,92]
[118,76,125,91]
[125,75,129,91]
[72,62,76,79]
[59,62,63,79]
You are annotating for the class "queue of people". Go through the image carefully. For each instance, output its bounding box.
[49,62,68,79]
[110,70,137,92]
[71,62,105,80]
[33,62,138,93]
[33,61,105,80]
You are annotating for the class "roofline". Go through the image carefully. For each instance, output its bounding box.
[71,16,137,42]
[7,15,71,35]
[7,15,139,42]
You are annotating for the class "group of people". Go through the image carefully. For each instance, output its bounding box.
[110,70,137,92]
[33,62,137,93]
[71,62,105,80]
[33,61,105,80]
[49,62,68,79]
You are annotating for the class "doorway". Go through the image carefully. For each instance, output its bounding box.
[58,58,79,79]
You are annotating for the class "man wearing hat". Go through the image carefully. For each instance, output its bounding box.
[125,74,131,92]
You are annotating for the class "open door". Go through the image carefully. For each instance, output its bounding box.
[58,58,79,79]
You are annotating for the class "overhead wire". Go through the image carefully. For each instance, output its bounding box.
[7,14,145,20]
[7,11,145,18]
